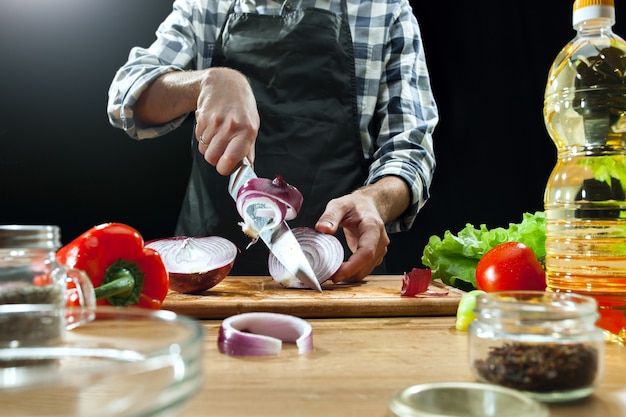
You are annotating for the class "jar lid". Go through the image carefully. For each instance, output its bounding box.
[573,0,615,27]
[388,382,549,417]
[0,225,61,250]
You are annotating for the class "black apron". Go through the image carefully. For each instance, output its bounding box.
[176,0,368,275]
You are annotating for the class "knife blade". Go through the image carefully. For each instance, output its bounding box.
[228,158,322,292]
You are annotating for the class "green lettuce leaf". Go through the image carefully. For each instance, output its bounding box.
[421,212,546,291]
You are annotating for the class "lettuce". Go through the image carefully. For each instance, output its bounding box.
[421,211,546,291]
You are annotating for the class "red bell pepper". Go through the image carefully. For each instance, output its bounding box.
[57,223,169,309]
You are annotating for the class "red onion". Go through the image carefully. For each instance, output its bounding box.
[236,176,303,240]
[268,227,343,289]
[218,312,313,356]
[146,236,238,294]
[401,268,449,297]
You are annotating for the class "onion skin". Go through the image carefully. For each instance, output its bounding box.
[146,236,238,294]
[167,263,234,294]
[268,227,343,289]
[218,312,313,357]
[236,176,303,221]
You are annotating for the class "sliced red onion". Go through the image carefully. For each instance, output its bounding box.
[401,268,431,296]
[268,227,343,289]
[401,268,448,297]
[146,236,238,294]
[218,312,313,356]
[236,176,303,240]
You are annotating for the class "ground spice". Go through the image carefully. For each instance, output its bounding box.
[0,282,63,348]
[474,342,599,392]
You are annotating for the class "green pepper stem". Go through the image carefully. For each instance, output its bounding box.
[94,269,135,300]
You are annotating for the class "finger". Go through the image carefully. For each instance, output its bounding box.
[215,133,254,175]
[315,204,343,234]
[197,133,209,148]
[332,228,388,283]
[331,249,374,283]
[195,118,207,150]
[316,219,337,234]
[203,132,228,167]
[215,152,240,176]
[194,113,202,138]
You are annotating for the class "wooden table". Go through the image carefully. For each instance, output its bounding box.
[177,316,626,417]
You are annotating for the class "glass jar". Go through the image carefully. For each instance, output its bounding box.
[0,225,95,347]
[469,291,605,402]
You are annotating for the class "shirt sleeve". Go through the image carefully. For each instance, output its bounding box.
[107,0,213,140]
[366,1,438,233]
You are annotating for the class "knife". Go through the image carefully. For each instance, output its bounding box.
[228,157,322,292]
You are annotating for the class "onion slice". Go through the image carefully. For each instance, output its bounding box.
[268,227,343,289]
[236,176,303,242]
[217,312,313,356]
[401,268,449,297]
[146,236,238,294]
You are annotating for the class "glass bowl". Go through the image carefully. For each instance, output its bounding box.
[0,307,204,417]
[388,382,549,417]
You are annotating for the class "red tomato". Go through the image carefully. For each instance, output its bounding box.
[475,242,546,292]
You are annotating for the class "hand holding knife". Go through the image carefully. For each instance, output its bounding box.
[228,158,322,292]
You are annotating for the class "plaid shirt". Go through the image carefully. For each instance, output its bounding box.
[107,0,438,232]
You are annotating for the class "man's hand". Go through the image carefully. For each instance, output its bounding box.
[195,68,260,175]
[315,176,410,283]
[135,67,259,176]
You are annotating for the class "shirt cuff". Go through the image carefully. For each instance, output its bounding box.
[110,66,187,140]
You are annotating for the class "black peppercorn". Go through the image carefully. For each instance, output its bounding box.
[474,342,599,393]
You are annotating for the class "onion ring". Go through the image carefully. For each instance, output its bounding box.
[236,176,303,241]
[217,312,313,356]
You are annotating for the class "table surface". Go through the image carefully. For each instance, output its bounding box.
[178,315,626,417]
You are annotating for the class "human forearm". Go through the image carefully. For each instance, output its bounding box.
[353,176,410,225]
[134,70,204,126]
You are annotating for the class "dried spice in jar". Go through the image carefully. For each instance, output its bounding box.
[0,225,95,352]
[0,281,64,347]
[469,291,605,402]
[474,342,599,392]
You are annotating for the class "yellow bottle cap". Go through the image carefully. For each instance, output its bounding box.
[574,0,614,9]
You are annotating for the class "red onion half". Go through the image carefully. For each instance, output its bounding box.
[146,236,238,294]
[236,176,303,241]
[268,227,343,289]
[218,312,313,356]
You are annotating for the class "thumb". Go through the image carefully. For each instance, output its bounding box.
[315,211,340,234]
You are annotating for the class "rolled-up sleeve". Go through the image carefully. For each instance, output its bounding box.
[107,0,205,140]
[366,3,438,233]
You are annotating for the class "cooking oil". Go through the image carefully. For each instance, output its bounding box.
[543,0,626,344]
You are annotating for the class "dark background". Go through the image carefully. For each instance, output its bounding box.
[1,1,624,273]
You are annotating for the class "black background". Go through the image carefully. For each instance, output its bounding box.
[1,1,624,273]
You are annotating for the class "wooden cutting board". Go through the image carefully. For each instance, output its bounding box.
[162,275,465,319]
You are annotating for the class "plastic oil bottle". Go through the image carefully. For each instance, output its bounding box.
[543,0,626,344]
